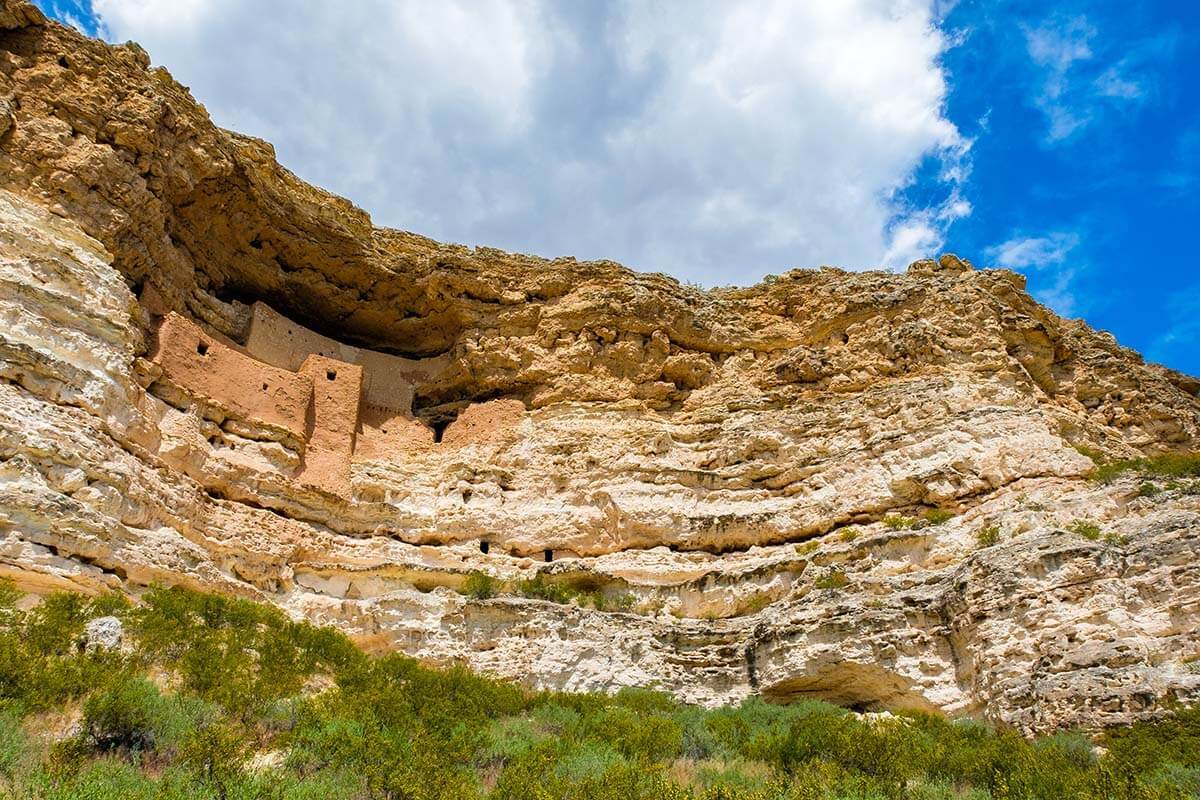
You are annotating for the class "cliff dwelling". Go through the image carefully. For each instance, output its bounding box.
[142,289,475,496]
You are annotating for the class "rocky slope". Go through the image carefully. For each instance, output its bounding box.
[1,0,1199,733]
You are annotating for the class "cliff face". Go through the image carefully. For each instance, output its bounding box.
[1,0,1199,734]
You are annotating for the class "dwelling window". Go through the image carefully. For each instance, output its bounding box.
[543,549,553,562]
[261,383,269,392]
[326,370,337,381]
[479,541,490,554]
[197,342,209,356]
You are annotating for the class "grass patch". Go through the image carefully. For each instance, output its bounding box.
[1068,520,1102,540]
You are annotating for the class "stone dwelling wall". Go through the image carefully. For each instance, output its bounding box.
[149,312,310,443]
[355,405,436,459]
[440,399,526,447]
[297,355,362,495]
[149,303,505,493]
[244,301,446,412]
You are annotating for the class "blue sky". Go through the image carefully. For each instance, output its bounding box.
[36,0,1200,376]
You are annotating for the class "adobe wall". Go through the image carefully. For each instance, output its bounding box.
[148,302,503,494]
[296,355,362,495]
[149,312,310,443]
[440,399,526,447]
[244,301,447,412]
[356,405,436,460]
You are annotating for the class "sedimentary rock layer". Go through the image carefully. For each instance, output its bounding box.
[1,0,1198,733]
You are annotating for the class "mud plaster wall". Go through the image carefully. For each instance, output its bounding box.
[244,301,447,412]
[150,313,310,442]
[440,399,526,447]
[297,355,362,495]
[353,399,524,460]
[356,406,436,459]
[150,306,526,493]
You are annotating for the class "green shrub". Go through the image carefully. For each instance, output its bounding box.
[480,715,546,764]
[838,527,859,542]
[976,525,1001,548]
[1074,444,1107,464]
[883,514,916,530]
[1092,452,1200,483]
[516,574,576,604]
[83,676,199,758]
[463,570,500,600]
[609,593,636,612]
[284,711,367,776]
[39,758,156,800]
[794,541,819,556]
[274,768,369,800]
[1143,762,1200,797]
[923,509,954,526]
[176,721,250,795]
[814,570,848,590]
[1137,481,1160,498]
[1068,520,1102,540]
[0,583,1198,800]
[1102,706,1200,775]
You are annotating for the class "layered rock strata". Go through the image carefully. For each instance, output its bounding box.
[1,0,1199,733]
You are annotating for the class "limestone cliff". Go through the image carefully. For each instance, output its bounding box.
[1,0,1198,734]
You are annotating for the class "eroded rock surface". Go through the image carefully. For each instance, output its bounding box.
[1,0,1199,733]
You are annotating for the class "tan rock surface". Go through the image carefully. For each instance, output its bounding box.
[1,0,1199,733]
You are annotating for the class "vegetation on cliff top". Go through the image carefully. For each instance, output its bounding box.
[0,582,1197,800]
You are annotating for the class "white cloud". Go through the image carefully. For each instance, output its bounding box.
[882,188,972,269]
[986,232,1079,269]
[1022,14,1154,144]
[92,0,967,285]
[1094,65,1142,99]
[986,231,1082,316]
[1023,15,1096,141]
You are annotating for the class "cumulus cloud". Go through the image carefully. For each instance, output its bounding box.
[986,231,1082,316]
[90,0,967,284]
